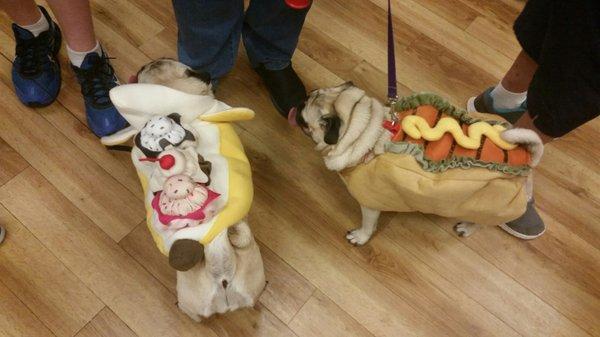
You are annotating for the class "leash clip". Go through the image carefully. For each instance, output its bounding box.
[387,95,399,125]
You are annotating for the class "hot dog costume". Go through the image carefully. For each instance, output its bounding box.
[336,92,538,226]
[101,84,254,257]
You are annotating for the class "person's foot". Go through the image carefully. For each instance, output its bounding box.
[11,6,62,107]
[467,87,527,124]
[72,51,127,137]
[0,225,6,244]
[499,199,546,239]
[254,63,306,118]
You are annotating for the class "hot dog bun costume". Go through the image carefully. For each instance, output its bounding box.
[101,84,254,263]
[334,92,541,226]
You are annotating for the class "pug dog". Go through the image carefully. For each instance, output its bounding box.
[135,59,266,321]
[290,82,543,245]
[136,58,213,96]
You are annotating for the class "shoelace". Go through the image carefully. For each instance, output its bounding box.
[76,56,117,107]
[15,33,52,76]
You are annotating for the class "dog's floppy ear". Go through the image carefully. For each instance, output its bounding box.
[185,69,211,84]
[323,115,342,145]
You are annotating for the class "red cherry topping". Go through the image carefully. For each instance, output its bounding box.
[159,154,175,170]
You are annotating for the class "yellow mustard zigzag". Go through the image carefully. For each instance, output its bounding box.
[401,115,517,150]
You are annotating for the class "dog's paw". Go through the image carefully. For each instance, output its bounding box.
[454,222,479,237]
[346,228,372,246]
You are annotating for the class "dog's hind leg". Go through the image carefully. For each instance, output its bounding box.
[346,206,380,246]
[454,222,480,237]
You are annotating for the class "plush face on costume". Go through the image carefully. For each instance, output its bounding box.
[291,82,359,151]
[137,58,213,96]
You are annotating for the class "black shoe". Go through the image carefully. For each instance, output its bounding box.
[11,6,62,107]
[254,64,306,118]
[71,51,128,137]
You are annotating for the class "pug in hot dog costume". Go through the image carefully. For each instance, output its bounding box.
[290,82,543,245]
[101,59,265,321]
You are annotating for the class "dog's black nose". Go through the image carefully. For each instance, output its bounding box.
[222,279,228,289]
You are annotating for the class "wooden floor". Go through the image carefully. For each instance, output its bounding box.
[1,1,599,336]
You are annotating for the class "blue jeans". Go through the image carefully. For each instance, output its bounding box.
[172,0,310,79]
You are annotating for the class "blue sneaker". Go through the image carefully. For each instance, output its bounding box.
[466,87,527,124]
[11,6,62,107]
[71,51,127,137]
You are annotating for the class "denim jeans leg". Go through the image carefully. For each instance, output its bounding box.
[242,0,310,70]
[172,0,244,79]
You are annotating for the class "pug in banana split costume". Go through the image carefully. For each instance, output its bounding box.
[101,59,265,321]
[291,82,543,245]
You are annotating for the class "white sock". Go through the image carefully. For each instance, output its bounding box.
[67,41,102,68]
[490,82,527,110]
[18,9,49,37]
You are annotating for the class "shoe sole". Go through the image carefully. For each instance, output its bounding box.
[0,227,5,244]
[499,223,546,240]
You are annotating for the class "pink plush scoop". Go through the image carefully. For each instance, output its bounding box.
[151,175,220,229]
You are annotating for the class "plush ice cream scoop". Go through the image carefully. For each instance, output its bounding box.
[152,174,220,230]
[140,116,186,152]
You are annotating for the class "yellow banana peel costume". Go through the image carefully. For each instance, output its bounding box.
[101,84,254,256]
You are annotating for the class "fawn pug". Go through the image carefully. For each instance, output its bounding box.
[290,82,543,245]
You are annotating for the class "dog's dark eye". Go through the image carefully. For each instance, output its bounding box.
[318,119,328,129]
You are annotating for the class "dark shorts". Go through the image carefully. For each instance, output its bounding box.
[514,0,600,137]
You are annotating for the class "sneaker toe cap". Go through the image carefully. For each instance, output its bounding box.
[12,72,60,106]
[86,105,128,137]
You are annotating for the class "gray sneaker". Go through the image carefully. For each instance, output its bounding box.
[0,226,5,244]
[467,87,527,124]
[499,199,546,239]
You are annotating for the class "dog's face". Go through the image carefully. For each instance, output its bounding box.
[137,58,213,96]
[295,82,352,149]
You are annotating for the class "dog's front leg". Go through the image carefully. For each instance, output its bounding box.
[346,206,380,246]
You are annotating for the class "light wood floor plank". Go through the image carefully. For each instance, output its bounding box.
[370,0,512,78]
[0,139,28,187]
[206,304,298,337]
[465,16,521,59]
[457,0,521,27]
[0,79,144,242]
[0,168,219,337]
[306,0,498,104]
[75,307,139,337]
[384,214,590,337]
[0,281,56,337]
[289,290,375,337]
[0,203,104,337]
[90,0,164,48]
[435,209,600,336]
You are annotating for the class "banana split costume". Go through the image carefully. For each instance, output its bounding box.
[329,91,540,226]
[101,84,254,258]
